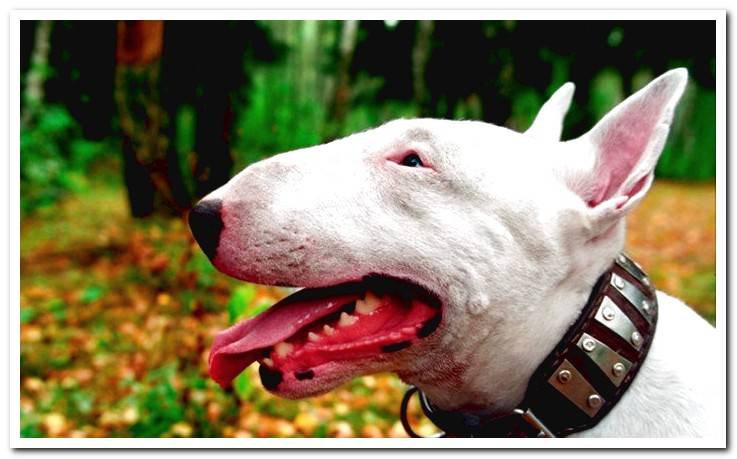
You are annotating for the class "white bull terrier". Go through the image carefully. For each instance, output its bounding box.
[189,68,719,438]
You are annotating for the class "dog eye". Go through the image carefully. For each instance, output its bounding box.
[399,152,424,168]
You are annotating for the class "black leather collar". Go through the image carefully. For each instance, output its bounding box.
[401,253,658,438]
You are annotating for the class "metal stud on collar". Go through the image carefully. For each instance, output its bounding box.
[576,333,633,386]
[612,362,626,377]
[587,394,603,408]
[548,359,605,418]
[595,297,642,350]
[615,253,649,286]
[613,275,625,290]
[610,273,657,324]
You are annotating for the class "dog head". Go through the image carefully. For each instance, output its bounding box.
[189,69,687,411]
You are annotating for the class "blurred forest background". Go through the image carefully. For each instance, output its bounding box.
[20,20,717,438]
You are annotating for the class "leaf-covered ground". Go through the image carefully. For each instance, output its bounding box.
[625,180,717,324]
[19,178,716,438]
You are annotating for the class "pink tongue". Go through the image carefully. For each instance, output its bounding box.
[208,285,361,388]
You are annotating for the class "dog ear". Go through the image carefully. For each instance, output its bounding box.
[567,68,688,235]
[525,82,575,141]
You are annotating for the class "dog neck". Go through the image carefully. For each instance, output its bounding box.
[406,219,627,413]
[403,257,610,414]
[400,249,659,437]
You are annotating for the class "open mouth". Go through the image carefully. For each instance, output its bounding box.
[208,275,442,393]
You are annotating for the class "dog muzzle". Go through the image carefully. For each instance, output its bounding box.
[400,253,658,438]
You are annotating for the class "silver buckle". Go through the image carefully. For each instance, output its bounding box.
[513,408,556,438]
[401,386,557,438]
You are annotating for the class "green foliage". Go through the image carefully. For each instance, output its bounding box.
[261,397,300,419]
[123,363,185,437]
[233,371,255,401]
[20,307,37,324]
[234,69,326,168]
[175,105,197,195]
[45,298,67,321]
[681,270,717,324]
[21,104,106,213]
[20,414,43,438]
[227,284,270,324]
[20,21,716,202]
[589,68,626,121]
[79,285,105,303]
[657,83,717,180]
[185,251,217,288]
[508,88,543,132]
[227,284,256,323]
[344,99,418,136]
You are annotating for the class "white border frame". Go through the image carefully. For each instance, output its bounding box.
[8,9,727,449]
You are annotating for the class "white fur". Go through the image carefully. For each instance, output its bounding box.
[201,68,718,437]
[526,82,575,141]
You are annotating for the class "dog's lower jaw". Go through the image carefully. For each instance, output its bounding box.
[264,359,390,400]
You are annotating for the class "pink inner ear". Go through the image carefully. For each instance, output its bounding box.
[587,88,670,207]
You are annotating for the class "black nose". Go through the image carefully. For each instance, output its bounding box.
[188,199,223,260]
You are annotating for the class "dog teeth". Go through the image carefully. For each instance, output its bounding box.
[339,311,359,327]
[262,357,274,367]
[274,342,293,358]
[308,332,320,342]
[356,292,381,315]
[323,324,335,336]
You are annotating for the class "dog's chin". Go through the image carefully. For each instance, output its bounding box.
[207,274,443,394]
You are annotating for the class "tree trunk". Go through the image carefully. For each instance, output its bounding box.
[114,20,190,218]
[191,76,234,198]
[412,20,434,117]
[323,20,359,141]
[170,21,238,198]
[22,20,53,127]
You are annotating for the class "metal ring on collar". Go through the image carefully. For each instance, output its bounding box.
[400,386,446,438]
